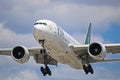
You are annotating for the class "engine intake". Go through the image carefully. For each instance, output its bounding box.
[88,42,106,60]
[11,45,30,63]
[89,43,102,56]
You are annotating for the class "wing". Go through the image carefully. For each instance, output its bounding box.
[104,43,120,54]
[70,43,120,54]
[69,43,120,62]
[0,46,57,65]
[0,48,11,55]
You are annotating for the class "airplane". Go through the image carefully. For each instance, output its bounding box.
[0,19,120,76]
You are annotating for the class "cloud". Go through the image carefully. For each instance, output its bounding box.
[0,23,38,48]
[45,63,120,80]
[72,33,104,44]
[0,23,41,80]
[0,55,41,80]
[8,70,39,80]
[0,0,120,34]
[52,0,120,7]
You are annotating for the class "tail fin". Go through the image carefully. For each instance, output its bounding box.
[84,23,91,44]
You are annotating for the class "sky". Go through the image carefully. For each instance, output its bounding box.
[0,0,120,80]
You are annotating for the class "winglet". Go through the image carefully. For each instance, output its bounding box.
[84,22,91,44]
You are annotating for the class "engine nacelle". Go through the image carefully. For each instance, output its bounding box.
[11,45,30,63]
[88,42,106,60]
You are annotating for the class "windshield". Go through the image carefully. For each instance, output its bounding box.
[34,22,47,26]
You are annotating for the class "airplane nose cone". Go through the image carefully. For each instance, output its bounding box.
[33,24,51,40]
[34,25,49,33]
[33,25,46,40]
[33,25,46,35]
[34,25,41,31]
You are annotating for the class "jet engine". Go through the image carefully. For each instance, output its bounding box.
[88,42,106,60]
[11,45,30,63]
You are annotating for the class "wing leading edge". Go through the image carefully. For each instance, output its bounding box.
[0,48,11,55]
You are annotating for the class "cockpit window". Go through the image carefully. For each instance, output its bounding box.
[34,23,39,25]
[34,22,47,26]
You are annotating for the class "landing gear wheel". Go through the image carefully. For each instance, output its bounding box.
[40,49,46,54]
[83,65,88,74]
[40,66,52,76]
[88,64,94,74]
[83,64,94,74]
[46,66,52,76]
[48,70,52,76]
[41,66,47,76]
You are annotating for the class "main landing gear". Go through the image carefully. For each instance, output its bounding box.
[81,55,94,74]
[40,65,52,76]
[83,64,94,74]
[39,40,52,76]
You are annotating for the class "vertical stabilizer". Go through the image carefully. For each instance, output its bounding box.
[85,23,91,44]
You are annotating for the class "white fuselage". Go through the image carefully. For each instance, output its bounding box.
[33,19,83,69]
